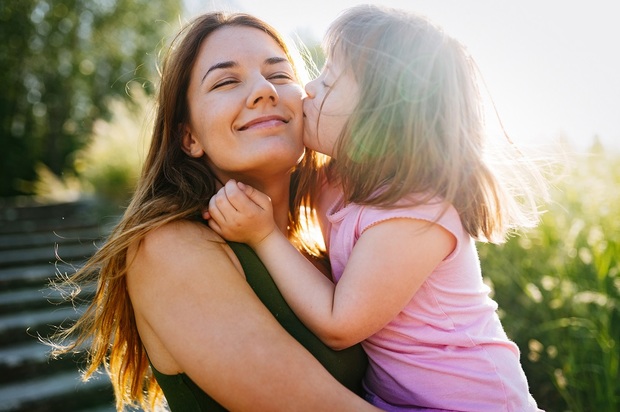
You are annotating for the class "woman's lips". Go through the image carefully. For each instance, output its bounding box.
[239,115,288,130]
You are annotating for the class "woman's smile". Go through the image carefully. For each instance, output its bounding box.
[238,114,289,131]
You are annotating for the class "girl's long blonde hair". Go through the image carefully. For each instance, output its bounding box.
[317,4,545,243]
[47,12,320,411]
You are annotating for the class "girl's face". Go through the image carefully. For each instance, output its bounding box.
[302,53,359,159]
[183,26,304,185]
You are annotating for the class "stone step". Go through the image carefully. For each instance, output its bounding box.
[0,304,84,347]
[0,340,77,385]
[0,369,115,412]
[0,200,122,411]
[0,287,55,316]
[0,283,95,315]
[0,338,104,386]
[0,262,67,290]
[0,215,103,235]
[0,241,99,269]
[0,226,106,251]
[0,340,49,372]
[0,201,118,236]
[0,200,91,221]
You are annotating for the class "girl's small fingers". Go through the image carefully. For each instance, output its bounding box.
[208,193,218,212]
[213,190,238,216]
[238,182,271,211]
[208,195,227,224]
[224,180,255,212]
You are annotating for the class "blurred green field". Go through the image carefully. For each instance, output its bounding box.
[479,143,619,411]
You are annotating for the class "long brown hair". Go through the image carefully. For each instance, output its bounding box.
[47,12,317,411]
[317,5,545,243]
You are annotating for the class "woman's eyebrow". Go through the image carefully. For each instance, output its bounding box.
[265,56,289,66]
[201,60,238,84]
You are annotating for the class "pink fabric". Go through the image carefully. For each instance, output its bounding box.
[317,183,541,412]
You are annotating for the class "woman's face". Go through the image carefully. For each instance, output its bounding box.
[302,53,359,159]
[183,26,304,184]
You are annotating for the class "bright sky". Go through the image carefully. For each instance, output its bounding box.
[184,0,620,151]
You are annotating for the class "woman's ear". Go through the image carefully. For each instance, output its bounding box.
[181,125,205,158]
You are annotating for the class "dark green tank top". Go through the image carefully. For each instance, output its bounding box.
[151,242,368,411]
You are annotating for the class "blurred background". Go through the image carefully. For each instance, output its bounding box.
[0,0,617,411]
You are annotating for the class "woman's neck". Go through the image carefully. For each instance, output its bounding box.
[257,178,291,236]
[216,173,291,236]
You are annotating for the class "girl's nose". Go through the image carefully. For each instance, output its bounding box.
[247,77,279,107]
[304,78,317,99]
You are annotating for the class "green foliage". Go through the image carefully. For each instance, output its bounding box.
[73,86,152,207]
[479,144,619,411]
[0,0,181,196]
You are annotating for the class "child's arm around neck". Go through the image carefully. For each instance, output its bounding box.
[208,180,456,350]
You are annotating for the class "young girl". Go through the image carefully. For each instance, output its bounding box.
[207,5,544,411]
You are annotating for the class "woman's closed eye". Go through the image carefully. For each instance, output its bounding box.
[211,78,239,90]
[268,71,295,83]
[211,73,292,90]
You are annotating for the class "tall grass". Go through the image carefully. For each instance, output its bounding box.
[479,142,619,411]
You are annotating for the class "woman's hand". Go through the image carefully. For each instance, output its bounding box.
[207,179,277,247]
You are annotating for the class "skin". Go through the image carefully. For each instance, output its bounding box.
[126,26,380,411]
[302,55,358,158]
[183,25,305,232]
[207,55,457,351]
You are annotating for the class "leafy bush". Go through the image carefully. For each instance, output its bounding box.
[72,87,152,208]
[0,0,180,196]
[479,143,619,411]
[30,87,152,215]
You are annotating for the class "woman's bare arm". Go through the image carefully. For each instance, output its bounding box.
[126,220,379,411]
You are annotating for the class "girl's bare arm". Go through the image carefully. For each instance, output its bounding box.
[208,182,456,350]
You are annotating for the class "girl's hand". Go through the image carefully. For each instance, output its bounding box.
[207,180,277,246]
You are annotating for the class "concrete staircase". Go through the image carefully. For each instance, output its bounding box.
[0,200,117,411]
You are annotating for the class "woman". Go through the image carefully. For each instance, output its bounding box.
[49,12,376,412]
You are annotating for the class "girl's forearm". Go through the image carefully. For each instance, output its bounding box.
[252,231,350,348]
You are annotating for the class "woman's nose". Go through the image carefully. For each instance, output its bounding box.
[247,77,279,107]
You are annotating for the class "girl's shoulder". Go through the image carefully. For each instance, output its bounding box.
[357,194,465,239]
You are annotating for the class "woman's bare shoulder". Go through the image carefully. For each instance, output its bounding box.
[128,219,243,281]
[143,219,223,248]
[126,220,246,376]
